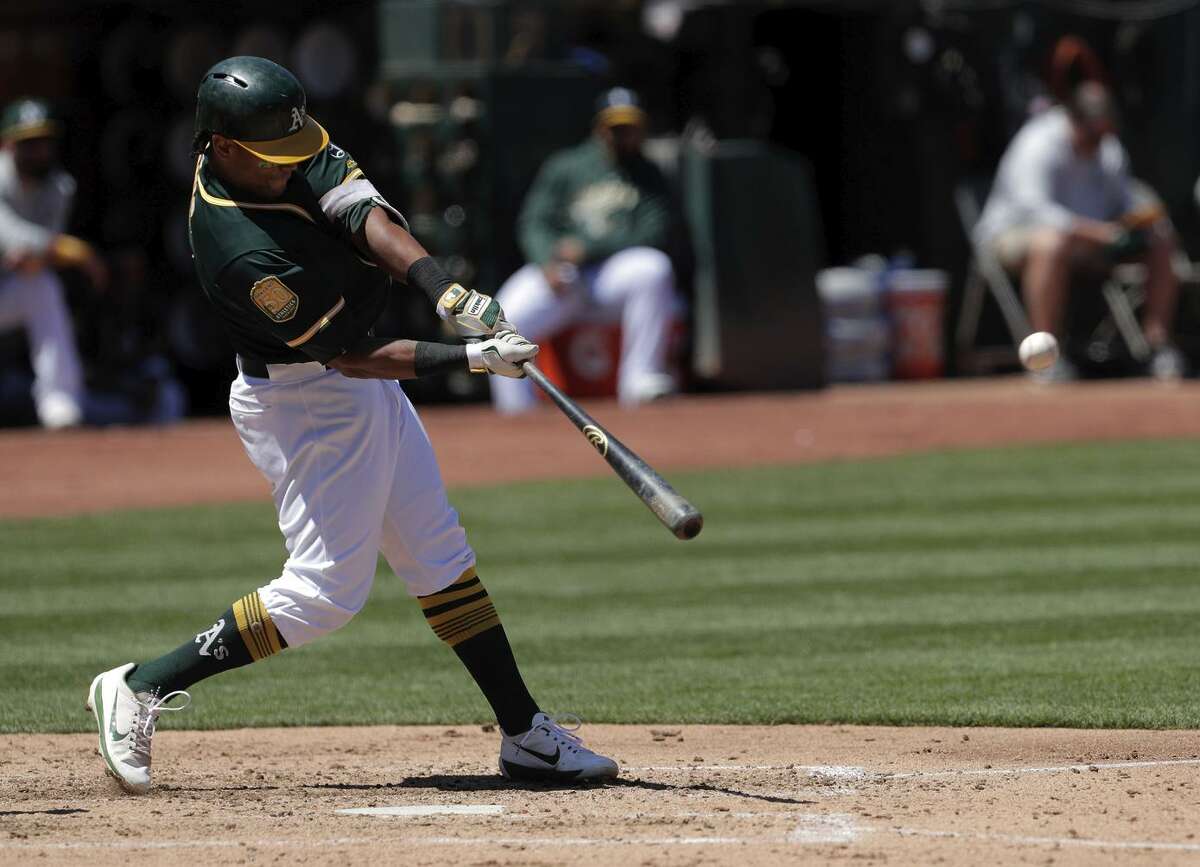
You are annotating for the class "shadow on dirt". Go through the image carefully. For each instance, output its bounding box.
[0,808,89,816]
[162,774,817,806]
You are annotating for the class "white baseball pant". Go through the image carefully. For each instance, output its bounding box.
[0,268,84,427]
[229,361,475,648]
[489,246,678,414]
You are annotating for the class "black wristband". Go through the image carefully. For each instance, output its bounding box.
[413,341,469,377]
[407,256,456,305]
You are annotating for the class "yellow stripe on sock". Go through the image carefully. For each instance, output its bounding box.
[424,596,494,629]
[250,592,283,656]
[232,592,283,662]
[419,581,485,610]
[433,603,498,641]
[441,612,501,646]
[418,568,479,608]
[418,568,503,647]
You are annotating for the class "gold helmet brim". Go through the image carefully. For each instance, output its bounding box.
[234,116,328,165]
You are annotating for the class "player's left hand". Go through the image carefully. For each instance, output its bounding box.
[436,284,514,339]
[466,330,539,378]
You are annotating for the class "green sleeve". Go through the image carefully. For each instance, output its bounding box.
[305,144,407,242]
[217,250,364,363]
[517,154,570,265]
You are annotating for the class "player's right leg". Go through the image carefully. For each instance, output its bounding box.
[490,263,586,414]
[378,385,618,781]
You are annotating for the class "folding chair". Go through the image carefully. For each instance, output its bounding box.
[953,176,1149,374]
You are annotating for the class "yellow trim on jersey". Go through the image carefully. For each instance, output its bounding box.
[285,297,345,348]
[341,167,365,184]
[192,156,316,224]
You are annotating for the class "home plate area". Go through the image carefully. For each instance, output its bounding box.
[4,724,1200,866]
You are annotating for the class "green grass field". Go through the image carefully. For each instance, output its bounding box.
[4,439,1200,734]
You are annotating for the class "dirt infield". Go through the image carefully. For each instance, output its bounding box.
[4,725,1200,865]
[4,377,1200,519]
[4,377,1200,864]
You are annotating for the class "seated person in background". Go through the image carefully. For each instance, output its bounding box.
[490,87,680,413]
[974,81,1183,381]
[0,98,107,427]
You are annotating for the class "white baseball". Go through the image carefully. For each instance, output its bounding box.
[1019,331,1059,371]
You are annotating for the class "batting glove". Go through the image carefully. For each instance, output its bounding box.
[436,284,514,339]
[466,330,539,378]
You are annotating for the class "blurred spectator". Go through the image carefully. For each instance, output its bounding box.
[490,87,680,413]
[974,81,1184,382]
[0,99,107,427]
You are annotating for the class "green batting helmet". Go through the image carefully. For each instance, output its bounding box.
[1,98,62,143]
[194,56,328,164]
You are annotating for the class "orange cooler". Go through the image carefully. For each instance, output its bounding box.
[887,269,947,379]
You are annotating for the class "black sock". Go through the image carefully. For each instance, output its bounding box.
[419,570,540,735]
[126,593,287,696]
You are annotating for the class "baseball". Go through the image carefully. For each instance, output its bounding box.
[1018,331,1059,371]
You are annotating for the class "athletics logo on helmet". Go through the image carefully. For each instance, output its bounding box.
[194,56,328,165]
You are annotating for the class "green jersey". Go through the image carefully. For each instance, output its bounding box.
[517,138,672,266]
[188,141,406,364]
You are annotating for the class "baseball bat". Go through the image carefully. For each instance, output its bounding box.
[521,361,703,541]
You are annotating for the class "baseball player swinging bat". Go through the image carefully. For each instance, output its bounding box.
[521,361,703,540]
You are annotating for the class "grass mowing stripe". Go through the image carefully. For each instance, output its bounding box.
[2,438,1200,732]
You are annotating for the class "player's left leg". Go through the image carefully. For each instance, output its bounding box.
[1139,231,1185,379]
[86,594,284,793]
[377,384,618,781]
[591,246,679,405]
[88,368,395,793]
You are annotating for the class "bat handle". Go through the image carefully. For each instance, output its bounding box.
[522,360,552,390]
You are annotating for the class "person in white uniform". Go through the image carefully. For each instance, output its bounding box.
[0,99,107,427]
[85,56,618,795]
[491,88,680,413]
[974,81,1183,381]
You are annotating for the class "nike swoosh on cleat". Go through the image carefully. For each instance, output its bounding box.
[516,744,560,765]
[93,682,122,776]
[109,714,132,742]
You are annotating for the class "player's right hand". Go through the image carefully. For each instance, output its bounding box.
[466,330,539,378]
[436,284,514,338]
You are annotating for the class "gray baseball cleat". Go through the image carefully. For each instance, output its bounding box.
[499,712,619,782]
[85,663,190,794]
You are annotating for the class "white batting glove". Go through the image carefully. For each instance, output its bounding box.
[466,330,539,378]
[436,284,514,339]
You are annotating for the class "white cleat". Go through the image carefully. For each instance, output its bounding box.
[499,712,619,782]
[85,663,190,794]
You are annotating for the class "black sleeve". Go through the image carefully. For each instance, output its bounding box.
[217,250,366,363]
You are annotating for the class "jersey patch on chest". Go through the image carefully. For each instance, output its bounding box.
[250,276,300,323]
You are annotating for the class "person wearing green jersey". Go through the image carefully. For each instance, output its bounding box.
[85,56,619,794]
[491,87,680,413]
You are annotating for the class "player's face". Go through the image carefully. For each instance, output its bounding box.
[1072,116,1114,157]
[12,137,57,180]
[597,122,645,163]
[210,135,296,199]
